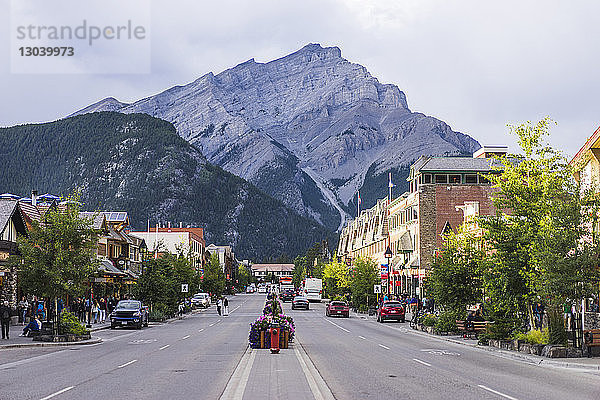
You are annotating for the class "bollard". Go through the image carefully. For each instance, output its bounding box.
[270,323,280,354]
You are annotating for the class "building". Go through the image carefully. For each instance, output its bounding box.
[250,264,294,280]
[206,244,237,283]
[131,227,206,273]
[337,146,505,296]
[570,125,600,330]
[0,200,27,306]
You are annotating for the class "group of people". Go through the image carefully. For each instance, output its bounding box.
[216,297,229,316]
[70,297,119,325]
[379,294,435,314]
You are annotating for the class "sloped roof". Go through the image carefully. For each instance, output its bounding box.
[417,156,502,173]
[19,201,42,224]
[98,259,126,276]
[0,199,18,234]
[79,212,107,230]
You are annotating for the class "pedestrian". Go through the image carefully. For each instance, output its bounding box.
[216,298,222,316]
[178,302,184,317]
[1,300,12,340]
[84,298,91,324]
[18,296,29,325]
[223,297,229,317]
[99,298,107,323]
[92,300,99,324]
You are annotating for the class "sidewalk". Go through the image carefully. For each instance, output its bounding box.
[355,310,600,372]
[0,320,109,349]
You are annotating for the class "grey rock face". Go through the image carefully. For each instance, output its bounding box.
[72,43,480,231]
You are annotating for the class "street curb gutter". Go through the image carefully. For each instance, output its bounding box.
[295,339,336,400]
[0,337,102,349]
[399,325,600,372]
[219,346,256,400]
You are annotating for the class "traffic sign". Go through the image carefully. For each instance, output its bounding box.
[181,283,189,293]
[374,284,381,294]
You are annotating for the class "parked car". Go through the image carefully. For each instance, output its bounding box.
[377,301,405,323]
[246,286,254,294]
[326,300,349,317]
[110,300,149,329]
[280,289,295,302]
[291,296,310,310]
[191,293,211,308]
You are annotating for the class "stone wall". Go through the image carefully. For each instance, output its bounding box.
[418,185,437,269]
[584,312,600,330]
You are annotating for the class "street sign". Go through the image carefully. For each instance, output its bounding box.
[374,284,381,294]
[181,283,189,293]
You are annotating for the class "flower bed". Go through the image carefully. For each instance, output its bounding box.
[248,299,295,349]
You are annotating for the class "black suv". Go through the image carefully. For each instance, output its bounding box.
[280,289,295,302]
[110,300,149,329]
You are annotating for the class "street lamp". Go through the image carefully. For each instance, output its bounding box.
[384,246,392,298]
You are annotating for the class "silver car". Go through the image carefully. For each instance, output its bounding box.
[191,293,211,308]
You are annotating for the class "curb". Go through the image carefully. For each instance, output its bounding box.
[0,337,102,349]
[402,325,600,372]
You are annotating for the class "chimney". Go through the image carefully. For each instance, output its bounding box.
[31,190,38,206]
[473,145,508,159]
[179,222,182,228]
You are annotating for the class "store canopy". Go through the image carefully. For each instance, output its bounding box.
[98,259,126,276]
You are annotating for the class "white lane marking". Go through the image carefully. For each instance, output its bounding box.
[478,385,519,400]
[358,336,366,340]
[182,335,190,340]
[39,386,74,400]
[323,318,350,333]
[198,328,204,332]
[219,348,256,400]
[294,342,336,400]
[209,323,215,327]
[117,359,138,369]
[412,358,432,367]
[230,305,241,313]
[159,345,170,350]
[378,344,390,350]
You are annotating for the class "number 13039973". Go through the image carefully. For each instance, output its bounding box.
[19,46,74,56]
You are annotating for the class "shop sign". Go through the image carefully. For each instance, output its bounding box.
[0,251,9,261]
[94,277,107,283]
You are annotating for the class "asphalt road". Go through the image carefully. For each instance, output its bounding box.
[1,294,599,400]
[286,301,600,400]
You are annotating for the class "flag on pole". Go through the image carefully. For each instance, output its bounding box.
[357,191,361,217]
[388,172,395,188]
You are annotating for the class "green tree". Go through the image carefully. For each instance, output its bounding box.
[292,256,307,288]
[430,227,485,316]
[482,118,600,340]
[350,257,379,312]
[322,256,350,298]
[201,253,225,297]
[236,264,252,288]
[17,196,100,334]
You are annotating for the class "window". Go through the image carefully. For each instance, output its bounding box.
[450,175,461,184]
[434,174,448,183]
[479,175,491,184]
[423,174,432,184]
[465,174,478,184]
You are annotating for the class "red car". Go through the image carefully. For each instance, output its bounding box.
[326,301,350,318]
[377,301,405,323]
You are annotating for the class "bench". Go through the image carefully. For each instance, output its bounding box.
[584,329,600,357]
[456,320,490,338]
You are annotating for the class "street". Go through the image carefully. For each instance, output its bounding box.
[1,294,599,400]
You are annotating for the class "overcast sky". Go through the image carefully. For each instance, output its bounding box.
[1,0,599,158]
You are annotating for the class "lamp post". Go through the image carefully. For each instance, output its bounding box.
[384,246,392,298]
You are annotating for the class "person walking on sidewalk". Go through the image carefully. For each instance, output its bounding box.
[223,297,229,316]
[99,298,107,323]
[1,300,12,340]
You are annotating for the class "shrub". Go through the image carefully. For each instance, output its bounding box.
[434,310,460,333]
[148,310,166,322]
[59,311,88,336]
[419,313,437,327]
[548,309,568,346]
[514,328,549,344]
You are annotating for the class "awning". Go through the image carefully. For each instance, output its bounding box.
[98,259,126,276]
[398,231,413,251]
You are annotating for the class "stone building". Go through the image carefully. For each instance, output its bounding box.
[0,199,28,306]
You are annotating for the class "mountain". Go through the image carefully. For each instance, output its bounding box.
[72,43,481,229]
[0,112,332,261]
